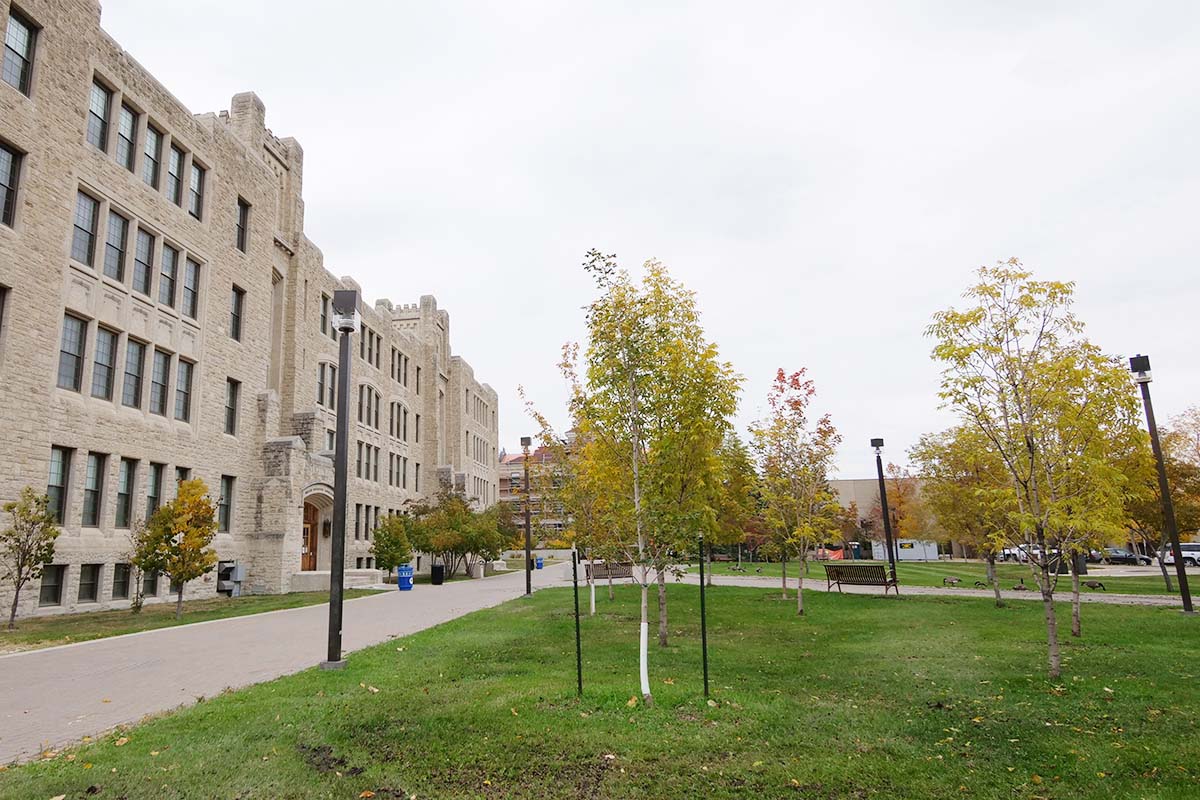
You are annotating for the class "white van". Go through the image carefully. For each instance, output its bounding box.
[1164,543,1200,567]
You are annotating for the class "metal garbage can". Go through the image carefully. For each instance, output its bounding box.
[431,564,445,585]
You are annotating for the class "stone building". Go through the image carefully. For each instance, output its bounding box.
[498,445,567,540]
[0,0,498,617]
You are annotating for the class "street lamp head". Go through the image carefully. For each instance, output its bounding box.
[520,436,532,448]
[1129,354,1152,385]
[331,289,361,334]
[870,437,884,454]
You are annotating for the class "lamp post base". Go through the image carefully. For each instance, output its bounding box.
[319,659,347,670]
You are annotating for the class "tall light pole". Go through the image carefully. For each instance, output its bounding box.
[872,438,898,581]
[1129,355,1193,614]
[521,436,533,596]
[322,289,359,669]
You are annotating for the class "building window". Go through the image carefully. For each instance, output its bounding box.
[175,359,193,421]
[146,462,164,517]
[230,285,245,341]
[326,365,337,408]
[38,564,65,606]
[414,413,421,443]
[224,378,240,435]
[0,141,20,227]
[143,125,162,188]
[416,366,421,395]
[188,162,205,219]
[116,104,137,171]
[47,446,71,523]
[354,504,361,540]
[90,326,117,400]
[57,313,87,391]
[2,9,36,95]
[325,429,335,451]
[132,228,154,295]
[414,462,421,492]
[116,458,136,528]
[112,563,131,599]
[218,475,234,532]
[182,258,200,318]
[236,198,250,252]
[78,563,101,602]
[103,211,129,281]
[82,451,106,526]
[320,294,329,335]
[86,80,111,151]
[356,441,363,478]
[149,349,170,415]
[175,466,190,486]
[142,570,158,598]
[402,407,408,441]
[122,339,145,408]
[159,244,178,306]
[317,363,326,406]
[402,456,408,489]
[71,191,99,265]
[167,145,184,205]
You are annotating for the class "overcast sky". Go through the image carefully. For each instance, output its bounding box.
[101,0,1200,477]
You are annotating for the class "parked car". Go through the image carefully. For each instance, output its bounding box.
[1095,547,1152,566]
[1164,543,1200,567]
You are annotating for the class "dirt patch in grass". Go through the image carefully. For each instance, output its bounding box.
[297,743,364,776]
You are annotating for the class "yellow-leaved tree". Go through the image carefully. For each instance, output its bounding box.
[134,477,218,618]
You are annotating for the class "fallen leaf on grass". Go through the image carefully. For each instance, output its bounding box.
[707,700,717,707]
[49,795,66,800]
[663,678,675,685]
[366,686,380,694]
[113,737,129,747]
[511,708,519,716]
[626,697,638,708]
[359,792,376,798]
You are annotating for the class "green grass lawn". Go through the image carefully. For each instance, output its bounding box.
[2,585,1196,799]
[703,559,1180,595]
[0,589,383,653]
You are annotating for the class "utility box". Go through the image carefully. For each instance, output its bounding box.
[891,540,940,561]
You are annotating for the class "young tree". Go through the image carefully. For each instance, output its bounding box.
[1,488,61,630]
[571,251,739,703]
[928,261,1138,676]
[750,368,842,616]
[372,514,413,575]
[133,478,218,618]
[709,433,758,582]
[910,426,1015,607]
[867,463,933,546]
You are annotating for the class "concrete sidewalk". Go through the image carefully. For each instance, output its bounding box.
[0,563,570,765]
[679,571,1186,607]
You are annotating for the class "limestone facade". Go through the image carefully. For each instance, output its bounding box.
[0,0,498,617]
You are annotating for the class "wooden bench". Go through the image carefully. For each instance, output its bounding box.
[822,563,899,595]
[585,562,634,581]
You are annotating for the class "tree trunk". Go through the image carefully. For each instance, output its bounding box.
[1038,563,1061,678]
[608,571,614,601]
[796,562,805,616]
[1157,541,1175,593]
[588,558,596,616]
[7,583,22,630]
[1069,556,1081,638]
[986,553,1004,608]
[781,558,788,598]
[639,575,652,705]
[737,544,742,568]
[656,568,668,647]
[175,583,184,619]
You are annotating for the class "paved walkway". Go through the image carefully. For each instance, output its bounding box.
[682,572,1186,607]
[0,564,570,765]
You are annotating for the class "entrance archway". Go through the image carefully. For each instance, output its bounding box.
[301,502,319,570]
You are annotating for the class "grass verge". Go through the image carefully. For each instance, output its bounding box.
[0,589,383,653]
[1,585,1196,798]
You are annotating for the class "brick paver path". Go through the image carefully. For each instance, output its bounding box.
[0,564,570,764]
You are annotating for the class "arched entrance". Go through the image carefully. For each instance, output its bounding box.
[300,483,335,572]
[301,502,319,571]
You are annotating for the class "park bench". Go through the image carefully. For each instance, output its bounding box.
[822,563,899,595]
[585,562,634,581]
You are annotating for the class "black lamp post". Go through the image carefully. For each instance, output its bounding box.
[321,289,359,669]
[1129,354,1194,614]
[872,438,898,580]
[521,436,533,596]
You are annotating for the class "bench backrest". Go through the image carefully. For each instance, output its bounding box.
[586,562,634,579]
[822,563,892,584]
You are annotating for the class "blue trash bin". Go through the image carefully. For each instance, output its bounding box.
[535,557,544,570]
[396,564,414,591]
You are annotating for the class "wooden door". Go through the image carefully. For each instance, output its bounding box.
[301,503,319,571]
